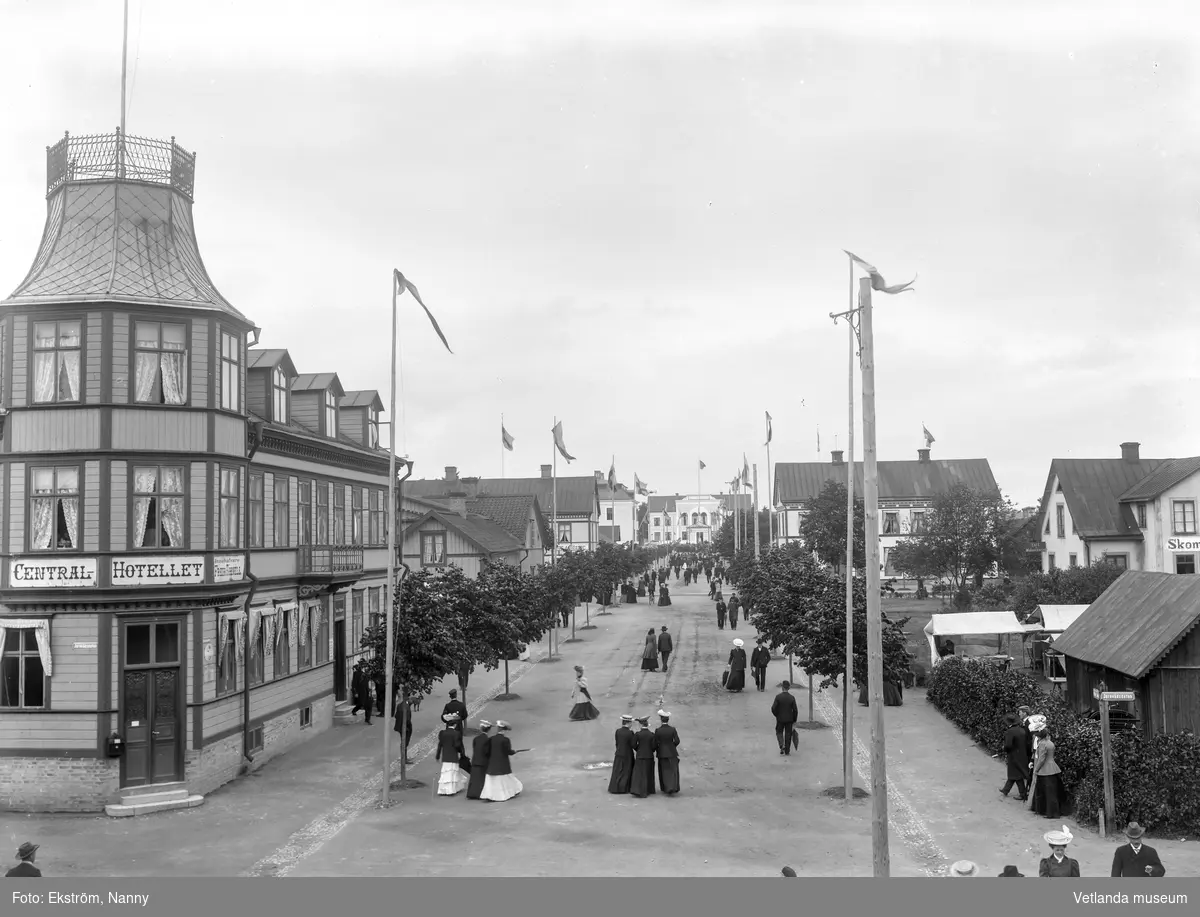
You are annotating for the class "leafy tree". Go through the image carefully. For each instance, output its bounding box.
[469,559,535,702]
[797,481,866,572]
[889,539,942,598]
[889,483,1014,593]
[1008,562,1125,622]
[714,507,773,563]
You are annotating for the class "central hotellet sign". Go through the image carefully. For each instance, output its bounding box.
[9,557,99,588]
[111,555,206,586]
[1166,537,1200,552]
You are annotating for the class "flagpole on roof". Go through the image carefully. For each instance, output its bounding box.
[501,414,504,479]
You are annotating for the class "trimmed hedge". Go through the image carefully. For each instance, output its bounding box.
[926,657,1200,835]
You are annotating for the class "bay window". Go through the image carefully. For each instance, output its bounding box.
[33,320,81,403]
[132,465,185,548]
[31,466,79,551]
[134,321,188,405]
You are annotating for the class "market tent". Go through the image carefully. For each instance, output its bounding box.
[1032,605,1089,633]
[924,612,1029,666]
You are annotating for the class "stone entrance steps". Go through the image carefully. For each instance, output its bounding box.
[105,782,205,818]
[334,699,358,726]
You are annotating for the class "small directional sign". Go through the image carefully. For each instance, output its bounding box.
[1100,691,1136,702]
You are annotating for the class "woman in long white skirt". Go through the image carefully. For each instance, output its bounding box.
[435,713,469,796]
[480,721,528,802]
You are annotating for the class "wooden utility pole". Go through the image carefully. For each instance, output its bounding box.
[843,277,856,804]
[1097,686,1132,830]
[859,276,889,877]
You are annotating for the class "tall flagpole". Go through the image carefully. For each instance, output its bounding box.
[501,413,505,479]
[752,464,761,560]
[843,259,856,805]
[860,276,890,877]
[118,0,129,178]
[382,274,399,806]
[550,418,558,660]
[766,417,773,548]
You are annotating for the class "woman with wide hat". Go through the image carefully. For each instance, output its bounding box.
[1028,716,1065,818]
[569,665,601,720]
[480,721,527,802]
[1038,826,1080,877]
[435,713,469,796]
[947,861,980,877]
[725,638,748,692]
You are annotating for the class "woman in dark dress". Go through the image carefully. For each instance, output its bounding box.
[608,714,635,794]
[1030,724,1064,818]
[435,714,469,796]
[629,716,657,798]
[466,720,494,799]
[1038,826,1080,877]
[569,665,601,720]
[658,584,671,607]
[480,721,526,802]
[641,629,659,671]
[716,597,727,630]
[726,638,748,692]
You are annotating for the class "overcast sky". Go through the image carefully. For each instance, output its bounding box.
[2,1,1197,508]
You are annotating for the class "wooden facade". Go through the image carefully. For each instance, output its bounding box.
[0,140,394,812]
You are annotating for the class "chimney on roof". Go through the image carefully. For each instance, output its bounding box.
[446,489,468,517]
[461,476,481,499]
[831,450,844,465]
[1120,442,1140,464]
[445,466,459,483]
[917,448,931,463]
[541,464,552,479]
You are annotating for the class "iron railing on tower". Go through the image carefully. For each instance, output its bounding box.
[45,129,196,199]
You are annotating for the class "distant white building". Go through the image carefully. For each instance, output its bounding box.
[644,493,753,544]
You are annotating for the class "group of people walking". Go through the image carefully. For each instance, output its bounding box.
[607,711,681,797]
[948,820,1167,877]
[1000,706,1065,818]
[641,627,673,672]
[435,711,528,803]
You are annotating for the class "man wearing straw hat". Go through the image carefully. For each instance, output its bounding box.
[6,842,41,877]
[1111,822,1166,877]
[946,860,979,877]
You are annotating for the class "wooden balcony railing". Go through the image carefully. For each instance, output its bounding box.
[298,544,364,576]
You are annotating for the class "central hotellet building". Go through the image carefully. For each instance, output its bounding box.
[0,130,393,813]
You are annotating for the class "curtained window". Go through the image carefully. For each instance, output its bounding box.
[274,611,291,676]
[272,366,288,422]
[333,485,345,545]
[31,466,79,551]
[298,481,311,546]
[247,625,264,686]
[134,321,188,405]
[368,410,379,448]
[220,331,241,412]
[273,476,290,547]
[316,483,329,546]
[0,626,49,708]
[557,522,571,544]
[368,490,382,545]
[248,474,264,548]
[352,488,364,546]
[132,466,184,548]
[216,617,238,696]
[421,532,447,566]
[369,586,381,630]
[33,320,81,403]
[324,390,337,437]
[313,605,329,665]
[219,468,239,549]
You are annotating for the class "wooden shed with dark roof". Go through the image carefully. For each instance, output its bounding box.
[1051,571,1200,737]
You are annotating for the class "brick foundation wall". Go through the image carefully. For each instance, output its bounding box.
[0,696,333,812]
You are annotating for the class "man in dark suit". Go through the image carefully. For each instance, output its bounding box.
[442,689,468,735]
[771,681,799,755]
[728,594,740,630]
[350,662,367,718]
[750,639,771,692]
[6,842,41,877]
[657,626,673,671]
[1111,823,1167,876]
[999,713,1029,801]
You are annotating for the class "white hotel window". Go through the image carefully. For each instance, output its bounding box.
[30,466,79,551]
[132,466,185,549]
[0,627,48,709]
[134,321,188,405]
[33,320,81,403]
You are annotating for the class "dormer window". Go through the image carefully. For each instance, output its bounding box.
[324,390,337,437]
[272,366,288,423]
[368,409,379,448]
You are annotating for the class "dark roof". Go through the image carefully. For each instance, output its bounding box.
[646,495,678,513]
[464,494,550,547]
[774,459,998,505]
[1040,458,1168,538]
[597,480,635,501]
[292,373,345,397]
[1118,457,1200,502]
[598,525,623,544]
[404,509,522,556]
[400,494,451,522]
[247,348,298,377]
[405,476,598,516]
[248,411,388,461]
[340,390,384,411]
[4,175,248,320]
[1052,571,1200,678]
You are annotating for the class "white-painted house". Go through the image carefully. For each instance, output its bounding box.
[1038,443,1200,574]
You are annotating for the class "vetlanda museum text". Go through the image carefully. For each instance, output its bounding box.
[11,892,150,906]
[1073,893,1187,905]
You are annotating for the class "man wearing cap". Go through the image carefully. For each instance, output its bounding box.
[608,715,636,794]
[6,842,41,877]
[1111,823,1166,877]
[771,681,800,756]
[657,626,673,671]
[654,710,681,796]
[443,688,468,735]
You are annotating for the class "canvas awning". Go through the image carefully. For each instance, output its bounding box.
[1031,605,1088,633]
[924,612,1030,667]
